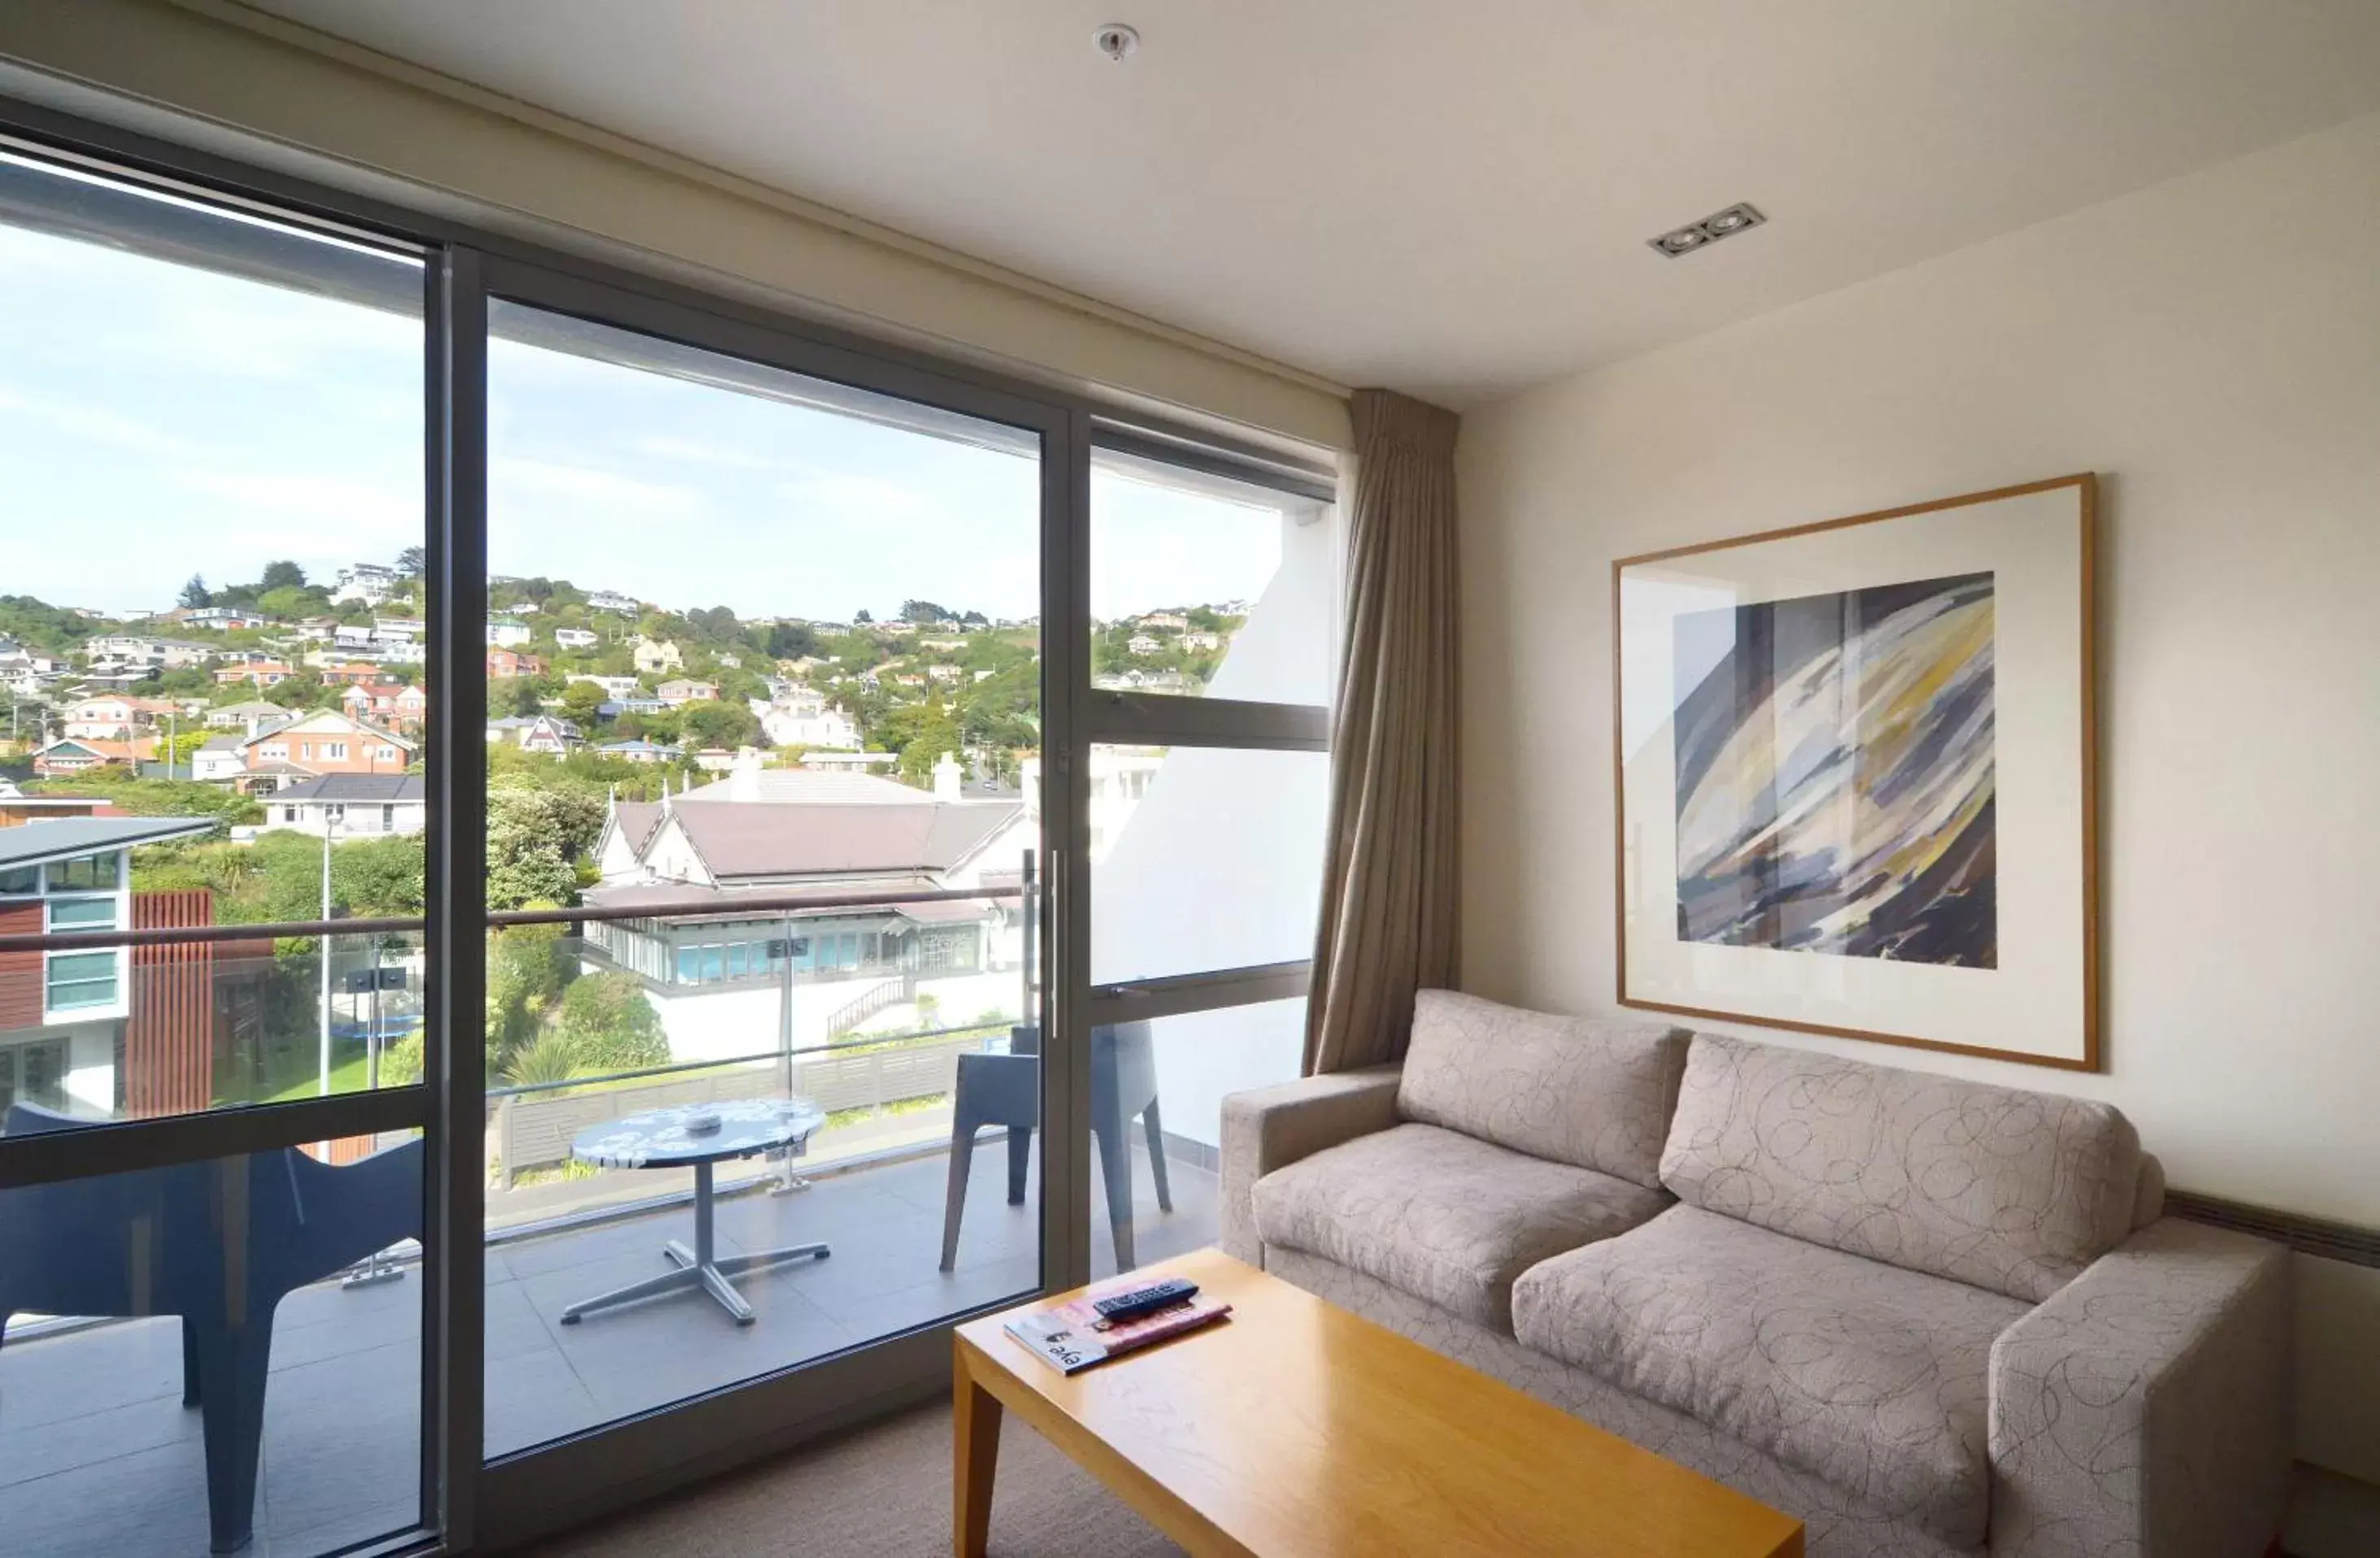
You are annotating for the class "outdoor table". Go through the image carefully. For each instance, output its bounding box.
[559,1098,829,1327]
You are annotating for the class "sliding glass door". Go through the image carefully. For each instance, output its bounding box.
[0,141,435,1556]
[469,285,1053,1458]
[0,102,1338,1555]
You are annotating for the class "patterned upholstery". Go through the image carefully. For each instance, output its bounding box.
[1267,1248,1973,1558]
[1398,990,1688,1188]
[1217,1065,1403,1266]
[1989,1219,2291,1557]
[1514,1205,2025,1547]
[1660,1034,2143,1301]
[1250,1123,1669,1331]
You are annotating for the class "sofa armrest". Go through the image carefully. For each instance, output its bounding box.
[1988,1217,2291,1557]
[1218,1066,1403,1266]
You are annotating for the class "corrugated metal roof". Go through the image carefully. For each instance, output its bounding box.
[665,799,1023,881]
[0,816,216,868]
[271,775,425,803]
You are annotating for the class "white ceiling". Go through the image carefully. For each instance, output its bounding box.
[246,0,2380,409]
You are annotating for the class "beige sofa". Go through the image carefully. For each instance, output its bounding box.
[1220,991,2290,1558]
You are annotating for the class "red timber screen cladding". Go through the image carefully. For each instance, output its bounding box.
[0,902,38,1032]
[125,890,263,1116]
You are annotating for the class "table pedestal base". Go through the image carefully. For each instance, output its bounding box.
[559,1160,830,1327]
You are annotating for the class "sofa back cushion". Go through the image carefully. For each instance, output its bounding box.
[1397,990,1687,1190]
[1659,1033,2142,1301]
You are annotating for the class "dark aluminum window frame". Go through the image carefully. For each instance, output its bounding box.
[0,89,1337,1556]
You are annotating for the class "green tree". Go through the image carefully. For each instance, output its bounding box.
[264,670,327,710]
[559,679,608,725]
[486,920,572,1064]
[678,698,758,751]
[502,1031,583,1087]
[395,545,426,577]
[179,574,211,609]
[485,778,606,909]
[255,585,317,620]
[259,559,307,592]
[555,972,668,1072]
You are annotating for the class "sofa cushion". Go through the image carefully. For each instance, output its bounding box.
[1397,990,1688,1189]
[1512,1204,2027,1547]
[1251,1123,1668,1332]
[1660,1033,2142,1301]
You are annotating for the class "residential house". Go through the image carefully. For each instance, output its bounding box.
[581,751,1032,1062]
[654,678,717,707]
[753,694,859,751]
[213,661,294,689]
[485,713,581,755]
[486,647,547,679]
[331,563,402,606]
[569,674,642,700]
[237,709,415,779]
[31,738,151,777]
[925,664,963,684]
[875,620,916,636]
[1180,630,1224,651]
[189,733,255,783]
[597,698,668,720]
[63,696,177,742]
[319,662,392,687]
[553,627,598,650]
[178,607,267,631]
[633,638,684,673]
[340,682,428,732]
[485,618,533,649]
[0,814,233,1116]
[596,739,682,764]
[332,625,376,652]
[1137,611,1190,632]
[1126,634,1162,656]
[205,699,285,729]
[586,590,640,614]
[262,774,426,838]
[715,651,742,669]
[291,616,338,643]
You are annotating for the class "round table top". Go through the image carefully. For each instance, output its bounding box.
[571,1098,826,1169]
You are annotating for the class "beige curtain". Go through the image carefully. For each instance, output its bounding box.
[1303,389,1461,1074]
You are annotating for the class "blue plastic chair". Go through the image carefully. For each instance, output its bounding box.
[0,1103,424,1553]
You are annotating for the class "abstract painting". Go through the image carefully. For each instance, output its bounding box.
[1672,572,1996,967]
[1615,475,2097,1069]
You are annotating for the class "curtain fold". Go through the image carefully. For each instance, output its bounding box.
[1302,388,1461,1075]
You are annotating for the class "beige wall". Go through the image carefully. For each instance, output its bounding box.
[0,0,1348,452]
[1458,111,2380,1480]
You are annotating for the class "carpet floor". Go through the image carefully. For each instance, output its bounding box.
[524,1399,1184,1557]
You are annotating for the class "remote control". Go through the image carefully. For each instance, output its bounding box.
[1092,1277,1199,1323]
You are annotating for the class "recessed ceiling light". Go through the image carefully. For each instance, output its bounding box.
[1647,202,1767,259]
[1094,24,1140,62]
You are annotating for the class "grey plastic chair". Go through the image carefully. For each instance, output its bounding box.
[938,1022,1171,1271]
[0,1103,424,1553]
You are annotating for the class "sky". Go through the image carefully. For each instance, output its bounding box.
[0,164,1286,627]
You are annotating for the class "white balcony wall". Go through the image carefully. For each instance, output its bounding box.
[1093,500,1342,1147]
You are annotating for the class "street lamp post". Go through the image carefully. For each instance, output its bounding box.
[318,808,340,1097]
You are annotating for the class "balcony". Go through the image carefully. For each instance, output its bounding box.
[0,1116,1220,1557]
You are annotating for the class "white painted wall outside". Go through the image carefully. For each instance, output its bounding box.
[1455,113,2380,1482]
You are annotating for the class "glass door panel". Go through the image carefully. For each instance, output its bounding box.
[478,299,1045,1456]
[0,144,432,1556]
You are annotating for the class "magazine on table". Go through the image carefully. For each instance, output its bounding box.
[1004,1273,1232,1375]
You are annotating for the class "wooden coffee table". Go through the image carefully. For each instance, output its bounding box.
[953,1247,1803,1557]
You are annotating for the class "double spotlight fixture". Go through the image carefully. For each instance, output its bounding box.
[1647,202,1767,258]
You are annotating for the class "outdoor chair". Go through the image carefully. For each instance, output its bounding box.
[938,1021,1171,1271]
[0,1103,424,1554]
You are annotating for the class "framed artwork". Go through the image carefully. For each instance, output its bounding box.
[1612,474,2098,1069]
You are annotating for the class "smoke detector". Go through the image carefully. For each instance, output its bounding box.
[1094,24,1140,62]
[1648,202,1766,259]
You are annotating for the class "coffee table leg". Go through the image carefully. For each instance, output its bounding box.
[954,1351,1001,1557]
